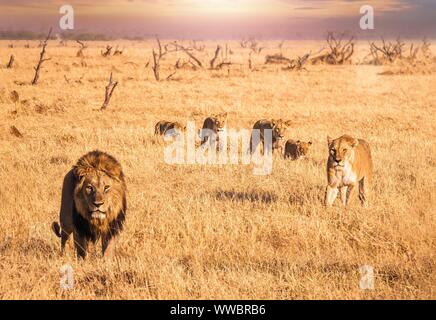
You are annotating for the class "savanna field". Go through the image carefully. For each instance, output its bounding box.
[0,39,435,299]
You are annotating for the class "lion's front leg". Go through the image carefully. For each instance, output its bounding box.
[346,184,355,206]
[359,178,369,208]
[102,234,117,258]
[340,186,348,206]
[74,232,88,259]
[325,185,338,206]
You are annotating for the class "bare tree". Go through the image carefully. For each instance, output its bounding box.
[311,32,354,65]
[101,45,113,57]
[7,55,15,69]
[210,45,222,69]
[368,38,405,64]
[31,28,52,85]
[101,72,118,110]
[76,40,87,58]
[151,36,178,81]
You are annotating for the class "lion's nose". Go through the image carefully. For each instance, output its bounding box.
[93,200,105,207]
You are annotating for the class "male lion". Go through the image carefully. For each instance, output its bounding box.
[249,119,292,155]
[52,150,127,259]
[284,140,312,160]
[199,112,228,146]
[154,121,186,138]
[325,135,373,207]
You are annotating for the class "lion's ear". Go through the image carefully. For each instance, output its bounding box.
[72,165,86,181]
[296,140,301,144]
[351,139,359,148]
[308,141,312,145]
[327,136,333,145]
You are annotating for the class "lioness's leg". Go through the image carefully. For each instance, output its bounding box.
[346,184,355,206]
[359,178,369,207]
[102,234,117,258]
[340,186,348,206]
[325,185,338,206]
[74,233,88,259]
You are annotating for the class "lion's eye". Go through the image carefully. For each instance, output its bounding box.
[104,185,111,192]
[86,185,93,193]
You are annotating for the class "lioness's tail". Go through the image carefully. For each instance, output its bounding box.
[52,222,62,238]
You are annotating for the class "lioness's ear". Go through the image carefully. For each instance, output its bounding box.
[351,139,359,148]
[327,136,333,145]
[308,141,312,145]
[284,120,292,127]
[296,140,301,144]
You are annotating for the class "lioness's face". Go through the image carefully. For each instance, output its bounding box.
[328,136,358,167]
[79,173,116,220]
[297,141,312,158]
[272,119,291,141]
[213,113,228,132]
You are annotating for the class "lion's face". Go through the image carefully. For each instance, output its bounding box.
[213,113,228,132]
[297,140,312,158]
[272,119,292,141]
[73,152,126,228]
[328,135,358,168]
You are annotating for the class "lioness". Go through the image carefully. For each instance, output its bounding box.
[200,112,228,145]
[249,119,292,154]
[155,121,186,138]
[52,150,127,259]
[284,140,312,160]
[325,135,373,207]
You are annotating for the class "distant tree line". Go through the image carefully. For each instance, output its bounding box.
[0,30,124,41]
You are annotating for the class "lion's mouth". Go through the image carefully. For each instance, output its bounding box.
[90,210,107,220]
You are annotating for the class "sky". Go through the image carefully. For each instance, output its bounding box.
[0,0,435,39]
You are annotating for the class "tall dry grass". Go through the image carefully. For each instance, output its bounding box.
[0,40,434,299]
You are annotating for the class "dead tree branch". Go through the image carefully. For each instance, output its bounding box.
[101,72,118,110]
[151,36,178,81]
[7,55,15,69]
[31,28,52,85]
[101,45,113,57]
[169,42,203,68]
[76,40,87,58]
[210,45,222,69]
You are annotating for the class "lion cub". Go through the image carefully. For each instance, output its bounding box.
[284,140,312,160]
[155,121,186,138]
[325,135,373,207]
[250,119,292,154]
[200,112,228,145]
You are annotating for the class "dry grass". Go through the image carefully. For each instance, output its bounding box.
[0,40,435,300]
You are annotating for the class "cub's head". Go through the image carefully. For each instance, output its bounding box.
[296,140,312,158]
[272,119,292,141]
[73,151,126,226]
[327,135,359,167]
[173,122,187,132]
[213,112,228,132]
